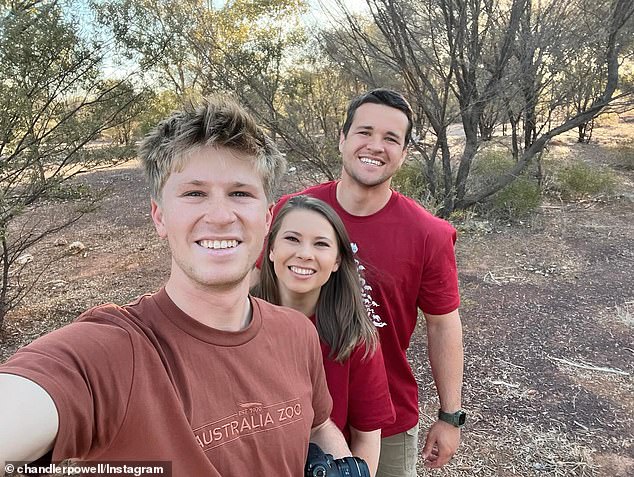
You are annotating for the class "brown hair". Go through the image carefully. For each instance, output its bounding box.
[342,88,414,149]
[252,195,377,362]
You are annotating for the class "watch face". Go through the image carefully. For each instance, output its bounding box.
[458,411,466,426]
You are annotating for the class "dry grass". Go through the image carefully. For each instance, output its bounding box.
[615,301,634,327]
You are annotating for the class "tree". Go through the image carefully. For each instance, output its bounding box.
[100,0,361,181]
[0,0,146,327]
[322,0,634,215]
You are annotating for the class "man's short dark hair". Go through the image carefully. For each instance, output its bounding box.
[341,89,414,148]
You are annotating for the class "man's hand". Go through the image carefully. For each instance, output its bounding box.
[421,420,460,469]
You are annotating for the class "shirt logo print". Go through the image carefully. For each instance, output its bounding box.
[351,242,386,328]
[193,398,304,451]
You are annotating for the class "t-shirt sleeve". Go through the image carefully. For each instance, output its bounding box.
[347,343,395,432]
[306,326,333,428]
[417,221,461,315]
[0,316,134,460]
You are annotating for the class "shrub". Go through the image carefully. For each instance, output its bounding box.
[392,158,442,214]
[489,177,542,220]
[555,163,616,199]
[470,149,542,220]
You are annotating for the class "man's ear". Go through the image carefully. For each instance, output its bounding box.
[338,131,346,153]
[150,199,167,238]
[265,204,273,235]
[397,147,408,168]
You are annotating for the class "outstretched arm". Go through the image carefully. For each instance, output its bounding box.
[0,374,58,477]
[421,309,464,469]
[349,427,380,477]
[310,418,351,459]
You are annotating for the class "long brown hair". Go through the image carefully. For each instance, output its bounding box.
[252,195,377,362]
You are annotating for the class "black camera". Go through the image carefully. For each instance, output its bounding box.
[305,443,370,477]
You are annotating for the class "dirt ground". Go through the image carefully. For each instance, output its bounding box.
[1,120,632,476]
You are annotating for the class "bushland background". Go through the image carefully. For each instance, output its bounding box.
[1,0,633,475]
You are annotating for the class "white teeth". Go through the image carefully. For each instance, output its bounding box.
[199,239,238,250]
[290,266,315,276]
[360,157,382,166]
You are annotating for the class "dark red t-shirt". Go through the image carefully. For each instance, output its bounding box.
[308,315,395,441]
[271,181,460,437]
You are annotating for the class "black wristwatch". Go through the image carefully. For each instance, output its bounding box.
[438,409,466,428]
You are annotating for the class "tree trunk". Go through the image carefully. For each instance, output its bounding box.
[455,115,479,204]
[0,237,9,329]
[504,98,520,161]
[439,131,454,216]
[577,118,594,143]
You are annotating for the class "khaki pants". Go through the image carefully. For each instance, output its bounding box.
[376,423,419,477]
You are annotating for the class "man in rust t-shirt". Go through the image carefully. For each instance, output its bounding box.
[0,98,350,476]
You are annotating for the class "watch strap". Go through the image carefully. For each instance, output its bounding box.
[438,409,466,428]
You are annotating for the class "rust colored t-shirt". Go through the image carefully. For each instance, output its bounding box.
[1,290,332,476]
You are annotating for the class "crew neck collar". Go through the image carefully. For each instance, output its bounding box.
[329,181,397,221]
[153,288,262,346]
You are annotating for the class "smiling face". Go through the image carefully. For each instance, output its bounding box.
[339,102,409,188]
[269,209,341,310]
[151,145,271,292]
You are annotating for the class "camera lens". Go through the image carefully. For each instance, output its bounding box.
[334,456,370,477]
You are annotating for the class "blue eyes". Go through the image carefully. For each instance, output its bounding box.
[182,191,253,198]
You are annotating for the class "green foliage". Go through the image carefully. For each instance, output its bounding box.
[0,0,145,322]
[392,159,442,215]
[45,183,94,201]
[97,0,354,180]
[133,90,182,138]
[393,159,426,198]
[555,163,616,199]
[490,177,542,220]
[470,150,542,220]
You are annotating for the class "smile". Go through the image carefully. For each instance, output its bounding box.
[360,157,383,166]
[289,266,316,276]
[198,239,239,250]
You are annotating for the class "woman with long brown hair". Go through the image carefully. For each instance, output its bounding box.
[253,195,394,476]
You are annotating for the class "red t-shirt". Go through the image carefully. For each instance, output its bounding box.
[271,181,460,437]
[1,290,332,476]
[308,315,395,441]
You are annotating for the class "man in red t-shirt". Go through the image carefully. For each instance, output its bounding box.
[0,98,351,476]
[261,89,465,476]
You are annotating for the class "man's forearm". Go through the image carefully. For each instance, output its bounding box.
[425,309,464,411]
[310,418,351,459]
